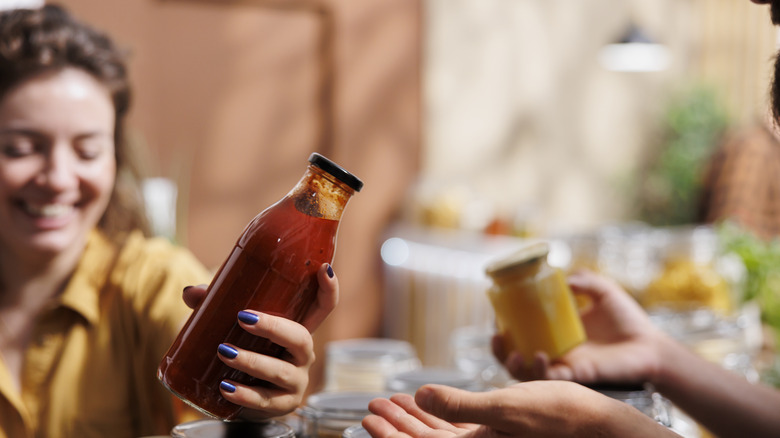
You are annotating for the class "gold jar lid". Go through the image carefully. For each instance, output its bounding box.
[485,241,549,278]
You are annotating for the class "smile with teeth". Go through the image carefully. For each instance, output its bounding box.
[23,203,75,218]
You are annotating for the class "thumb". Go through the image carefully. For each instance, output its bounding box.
[415,384,503,427]
[567,269,626,301]
[182,284,209,309]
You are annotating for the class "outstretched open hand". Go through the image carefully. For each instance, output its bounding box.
[363,381,676,438]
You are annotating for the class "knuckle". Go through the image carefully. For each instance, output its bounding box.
[271,363,297,388]
[253,392,273,410]
[241,350,266,374]
[260,313,282,334]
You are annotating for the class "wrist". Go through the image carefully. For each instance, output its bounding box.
[591,390,675,437]
[646,330,690,391]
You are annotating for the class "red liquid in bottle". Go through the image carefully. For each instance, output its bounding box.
[158,154,360,420]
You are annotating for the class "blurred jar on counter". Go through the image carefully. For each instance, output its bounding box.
[563,232,603,274]
[170,419,294,438]
[597,222,661,297]
[450,325,513,389]
[386,367,485,394]
[641,226,741,314]
[485,242,587,365]
[342,425,371,438]
[587,384,673,428]
[324,338,421,392]
[297,392,392,438]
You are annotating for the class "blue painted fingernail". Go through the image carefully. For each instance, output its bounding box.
[327,264,334,278]
[220,381,236,393]
[217,343,238,359]
[237,310,259,325]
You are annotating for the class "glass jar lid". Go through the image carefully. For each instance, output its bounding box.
[326,338,418,364]
[342,425,372,438]
[386,367,483,393]
[299,392,394,421]
[485,241,549,278]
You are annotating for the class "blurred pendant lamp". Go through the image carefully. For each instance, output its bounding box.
[599,23,670,72]
[0,0,44,11]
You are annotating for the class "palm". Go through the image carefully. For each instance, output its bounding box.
[363,394,479,438]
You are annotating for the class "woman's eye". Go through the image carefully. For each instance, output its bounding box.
[76,139,109,160]
[77,146,100,159]
[0,137,37,158]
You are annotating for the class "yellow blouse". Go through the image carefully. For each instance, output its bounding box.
[0,230,212,438]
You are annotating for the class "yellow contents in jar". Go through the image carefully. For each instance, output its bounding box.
[642,258,732,313]
[486,242,587,364]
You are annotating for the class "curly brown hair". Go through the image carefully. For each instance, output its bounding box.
[0,3,150,239]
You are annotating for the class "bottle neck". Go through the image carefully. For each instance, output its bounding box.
[288,165,355,221]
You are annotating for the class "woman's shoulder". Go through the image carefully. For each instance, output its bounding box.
[118,230,203,265]
[98,229,212,301]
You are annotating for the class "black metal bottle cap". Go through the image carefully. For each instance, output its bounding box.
[308,153,364,192]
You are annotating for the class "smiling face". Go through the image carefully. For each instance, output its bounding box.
[0,67,116,261]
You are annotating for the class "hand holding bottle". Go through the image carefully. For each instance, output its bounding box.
[181,262,339,419]
[159,153,362,419]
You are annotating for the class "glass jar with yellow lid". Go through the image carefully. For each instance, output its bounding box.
[485,241,586,364]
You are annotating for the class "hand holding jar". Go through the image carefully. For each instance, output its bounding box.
[492,268,664,385]
[485,242,587,375]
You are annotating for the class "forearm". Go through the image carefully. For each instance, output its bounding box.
[652,334,780,437]
[594,396,683,438]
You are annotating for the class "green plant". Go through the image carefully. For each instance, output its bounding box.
[717,222,780,342]
[717,222,780,387]
[636,85,731,226]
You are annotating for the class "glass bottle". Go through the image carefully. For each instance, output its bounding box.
[485,241,586,364]
[158,153,363,420]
